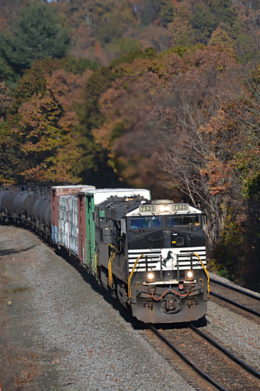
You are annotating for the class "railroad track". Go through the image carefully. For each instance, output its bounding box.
[210,278,260,317]
[146,324,260,391]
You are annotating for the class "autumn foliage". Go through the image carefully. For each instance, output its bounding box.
[0,0,259,289]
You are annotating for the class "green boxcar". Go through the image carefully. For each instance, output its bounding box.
[81,189,151,275]
[85,193,96,274]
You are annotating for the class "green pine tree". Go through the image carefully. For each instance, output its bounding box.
[0,3,70,77]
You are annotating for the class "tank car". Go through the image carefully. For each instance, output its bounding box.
[0,188,51,237]
[12,191,32,224]
[32,194,51,236]
[0,190,17,222]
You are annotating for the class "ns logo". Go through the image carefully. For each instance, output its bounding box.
[161,249,177,269]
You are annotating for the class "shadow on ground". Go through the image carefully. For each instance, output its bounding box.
[0,244,38,257]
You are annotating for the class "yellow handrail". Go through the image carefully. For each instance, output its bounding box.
[192,252,210,298]
[108,244,119,288]
[128,254,143,299]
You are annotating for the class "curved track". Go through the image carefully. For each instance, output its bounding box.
[147,323,260,391]
[190,324,260,378]
[210,278,260,317]
[210,278,260,299]
[149,325,228,391]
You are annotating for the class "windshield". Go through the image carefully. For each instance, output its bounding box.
[166,215,200,227]
[129,216,162,229]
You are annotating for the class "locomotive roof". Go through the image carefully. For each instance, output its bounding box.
[51,185,95,189]
[126,202,202,216]
[97,196,144,220]
[79,188,151,205]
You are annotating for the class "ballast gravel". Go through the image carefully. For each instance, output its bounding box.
[0,226,195,391]
[206,300,260,371]
[206,274,260,371]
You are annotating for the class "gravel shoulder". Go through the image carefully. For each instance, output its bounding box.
[207,272,260,371]
[210,272,260,298]
[0,226,195,391]
[206,301,260,371]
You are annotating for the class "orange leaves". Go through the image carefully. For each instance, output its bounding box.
[19,95,60,128]
[46,68,92,110]
[45,68,92,132]
[208,26,235,53]
[201,159,232,196]
[18,94,62,155]
[5,63,92,185]
[199,108,226,135]
[94,45,244,196]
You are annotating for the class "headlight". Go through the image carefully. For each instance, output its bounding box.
[185,270,194,280]
[146,271,155,282]
[157,204,171,213]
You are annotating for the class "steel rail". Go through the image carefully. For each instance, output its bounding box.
[190,324,260,379]
[148,324,229,391]
[210,278,260,300]
[210,291,260,317]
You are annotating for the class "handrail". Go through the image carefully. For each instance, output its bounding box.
[107,244,119,288]
[128,254,143,299]
[192,252,210,298]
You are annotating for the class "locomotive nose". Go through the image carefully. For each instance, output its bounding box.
[162,229,171,247]
[163,229,186,248]
[162,293,182,313]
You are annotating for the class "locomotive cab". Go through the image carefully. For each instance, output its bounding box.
[124,200,209,323]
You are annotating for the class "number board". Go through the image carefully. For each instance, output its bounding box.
[139,203,189,213]
[139,205,156,213]
[171,203,189,211]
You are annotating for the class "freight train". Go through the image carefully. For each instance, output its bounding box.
[0,186,209,324]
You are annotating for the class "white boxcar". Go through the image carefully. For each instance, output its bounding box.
[58,195,79,255]
[51,185,95,245]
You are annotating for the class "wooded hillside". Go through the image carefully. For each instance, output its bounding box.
[0,0,259,289]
